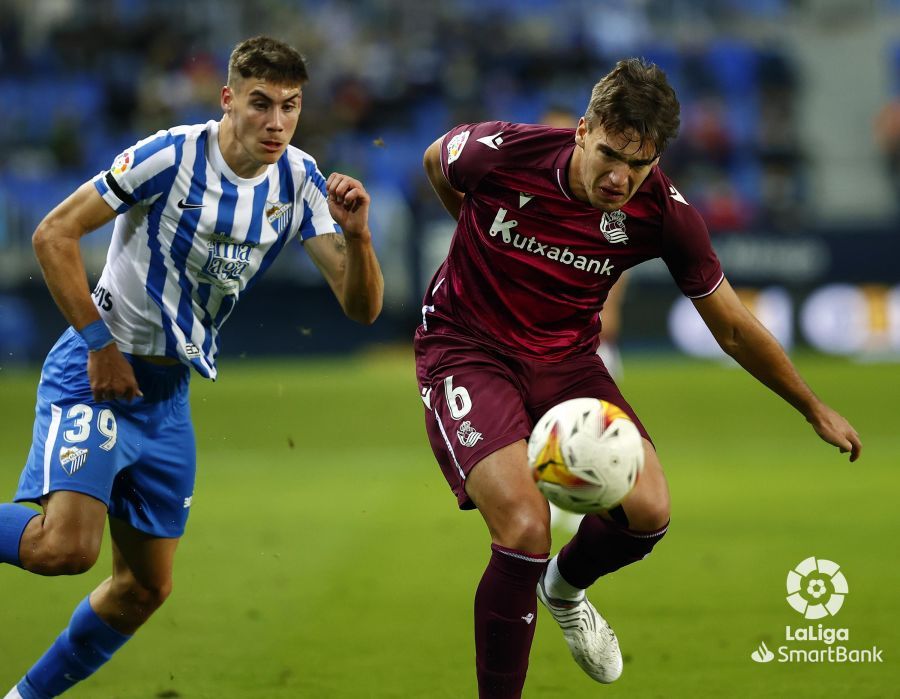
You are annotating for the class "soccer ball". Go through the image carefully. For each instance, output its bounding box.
[528,398,644,514]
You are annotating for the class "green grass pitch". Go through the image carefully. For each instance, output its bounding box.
[1,350,897,698]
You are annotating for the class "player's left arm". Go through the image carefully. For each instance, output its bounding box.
[693,277,861,461]
[304,172,384,325]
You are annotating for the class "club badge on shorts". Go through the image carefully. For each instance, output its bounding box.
[457,420,483,447]
[59,445,89,476]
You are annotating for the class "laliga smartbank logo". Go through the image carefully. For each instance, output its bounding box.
[750,557,883,665]
[786,556,847,619]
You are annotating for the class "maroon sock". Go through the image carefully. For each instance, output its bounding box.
[556,515,668,590]
[474,544,549,699]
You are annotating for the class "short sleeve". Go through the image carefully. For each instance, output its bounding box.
[92,130,179,213]
[297,156,339,242]
[660,189,725,298]
[440,121,510,193]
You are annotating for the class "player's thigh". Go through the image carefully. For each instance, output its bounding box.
[39,490,109,545]
[464,439,550,552]
[18,490,109,572]
[416,336,532,510]
[108,374,195,539]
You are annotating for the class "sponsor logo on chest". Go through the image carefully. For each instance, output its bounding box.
[200,234,257,293]
[487,207,615,276]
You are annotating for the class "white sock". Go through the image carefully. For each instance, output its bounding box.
[543,555,585,602]
[4,686,24,699]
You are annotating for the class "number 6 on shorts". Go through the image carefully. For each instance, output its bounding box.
[444,376,472,419]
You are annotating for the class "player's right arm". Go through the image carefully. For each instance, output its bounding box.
[424,137,464,220]
[33,183,142,402]
[693,278,861,461]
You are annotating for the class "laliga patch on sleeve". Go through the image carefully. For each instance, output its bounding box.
[110,148,135,176]
[446,130,470,164]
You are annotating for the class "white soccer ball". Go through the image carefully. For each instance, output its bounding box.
[528,398,644,514]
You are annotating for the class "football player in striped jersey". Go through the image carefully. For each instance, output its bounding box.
[1,36,382,698]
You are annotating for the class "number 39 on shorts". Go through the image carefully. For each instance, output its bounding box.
[62,403,118,451]
[444,376,472,419]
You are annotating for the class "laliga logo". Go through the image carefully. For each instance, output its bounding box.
[750,558,882,665]
[786,557,848,619]
[750,556,848,665]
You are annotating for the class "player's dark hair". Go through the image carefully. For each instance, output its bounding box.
[227,36,308,87]
[585,58,680,157]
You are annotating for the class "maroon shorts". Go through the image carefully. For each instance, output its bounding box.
[414,328,651,510]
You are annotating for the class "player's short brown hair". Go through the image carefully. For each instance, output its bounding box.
[585,58,680,157]
[227,36,308,87]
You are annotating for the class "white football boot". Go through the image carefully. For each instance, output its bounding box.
[537,572,623,683]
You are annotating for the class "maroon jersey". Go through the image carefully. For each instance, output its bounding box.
[421,121,724,360]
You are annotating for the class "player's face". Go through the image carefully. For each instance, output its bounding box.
[221,78,302,176]
[572,119,659,212]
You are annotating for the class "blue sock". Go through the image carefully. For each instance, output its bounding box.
[0,503,39,567]
[16,597,132,699]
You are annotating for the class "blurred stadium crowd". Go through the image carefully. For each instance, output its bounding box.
[1,0,899,358]
[0,1,825,236]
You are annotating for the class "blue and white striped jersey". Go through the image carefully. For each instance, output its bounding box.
[91,120,338,379]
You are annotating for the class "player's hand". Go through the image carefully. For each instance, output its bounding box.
[807,404,862,462]
[87,344,143,403]
[326,173,372,243]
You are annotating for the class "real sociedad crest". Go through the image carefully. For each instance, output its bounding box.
[600,210,628,244]
[266,200,293,235]
[457,420,484,447]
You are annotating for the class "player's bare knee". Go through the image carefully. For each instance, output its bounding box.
[116,574,174,613]
[30,538,100,575]
[18,515,100,574]
[621,483,670,532]
[133,578,173,611]
[623,452,670,532]
[627,501,670,533]
[497,507,551,553]
[622,482,670,532]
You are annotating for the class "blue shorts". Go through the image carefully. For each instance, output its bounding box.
[15,328,195,538]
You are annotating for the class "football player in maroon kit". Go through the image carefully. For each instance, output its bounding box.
[414,58,862,698]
